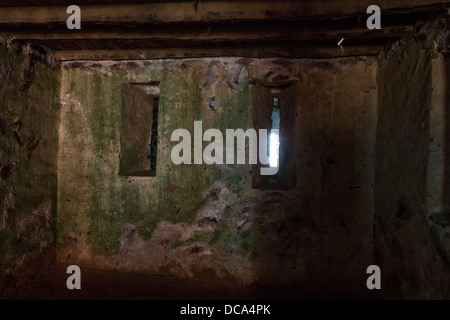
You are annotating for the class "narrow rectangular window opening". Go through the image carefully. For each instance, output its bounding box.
[269,97,280,169]
[252,84,295,190]
[119,83,160,177]
[148,97,159,172]
[268,96,281,184]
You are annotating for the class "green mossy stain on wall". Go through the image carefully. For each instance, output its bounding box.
[57,61,257,259]
[58,65,207,256]
[0,45,60,272]
[209,218,252,251]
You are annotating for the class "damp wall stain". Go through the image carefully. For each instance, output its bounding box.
[0,44,60,293]
[57,57,377,295]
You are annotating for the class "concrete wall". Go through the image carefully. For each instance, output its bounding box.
[375,39,450,299]
[293,58,377,296]
[0,11,449,299]
[0,44,61,293]
[57,57,377,296]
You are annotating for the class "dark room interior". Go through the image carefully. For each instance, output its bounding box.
[1,0,450,301]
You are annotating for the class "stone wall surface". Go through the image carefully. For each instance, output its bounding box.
[0,44,61,294]
[56,57,377,297]
[375,37,450,299]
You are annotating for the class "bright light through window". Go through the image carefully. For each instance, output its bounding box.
[270,97,280,168]
[269,131,279,167]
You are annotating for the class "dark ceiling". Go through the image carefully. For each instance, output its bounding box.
[0,0,198,6]
[0,1,448,60]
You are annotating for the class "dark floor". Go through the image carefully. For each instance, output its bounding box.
[1,262,310,300]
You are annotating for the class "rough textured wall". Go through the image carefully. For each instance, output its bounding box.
[375,39,450,299]
[427,54,445,215]
[57,57,377,296]
[292,58,377,297]
[0,44,60,294]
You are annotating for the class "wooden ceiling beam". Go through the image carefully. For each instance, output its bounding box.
[6,23,412,42]
[1,1,446,59]
[54,44,385,61]
[0,1,448,25]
